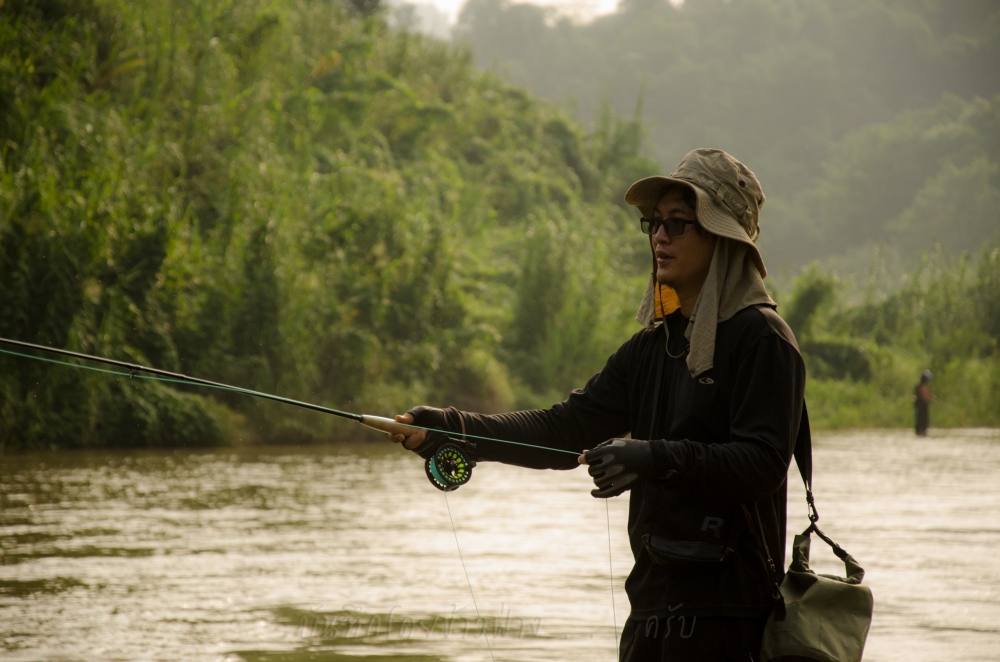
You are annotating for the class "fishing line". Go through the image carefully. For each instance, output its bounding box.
[605,500,618,657]
[443,491,496,662]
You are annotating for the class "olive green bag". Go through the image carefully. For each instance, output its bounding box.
[755,407,874,662]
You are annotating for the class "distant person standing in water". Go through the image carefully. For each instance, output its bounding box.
[914,370,933,436]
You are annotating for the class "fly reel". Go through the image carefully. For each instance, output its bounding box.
[424,441,476,491]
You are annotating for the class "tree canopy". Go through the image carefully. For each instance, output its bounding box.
[454,0,1000,278]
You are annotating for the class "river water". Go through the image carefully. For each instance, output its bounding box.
[2,428,998,661]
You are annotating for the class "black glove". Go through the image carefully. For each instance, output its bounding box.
[407,405,457,460]
[583,438,654,498]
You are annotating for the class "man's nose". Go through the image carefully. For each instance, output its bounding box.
[652,223,672,243]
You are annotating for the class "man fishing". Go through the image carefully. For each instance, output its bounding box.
[392,148,807,661]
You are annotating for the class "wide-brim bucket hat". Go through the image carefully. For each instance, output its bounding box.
[625,148,767,277]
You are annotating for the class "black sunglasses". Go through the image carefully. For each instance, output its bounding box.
[640,217,698,237]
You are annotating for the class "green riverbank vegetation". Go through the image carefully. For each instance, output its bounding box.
[0,0,996,450]
[783,248,999,429]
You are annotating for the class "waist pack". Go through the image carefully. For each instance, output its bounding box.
[754,405,874,662]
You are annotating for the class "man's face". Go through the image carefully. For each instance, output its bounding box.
[652,188,717,291]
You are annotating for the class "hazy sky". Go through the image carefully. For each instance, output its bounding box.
[417,0,622,24]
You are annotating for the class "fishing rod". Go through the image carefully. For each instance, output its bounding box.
[0,335,620,656]
[0,335,538,490]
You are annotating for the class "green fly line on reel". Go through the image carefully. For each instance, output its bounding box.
[424,442,476,491]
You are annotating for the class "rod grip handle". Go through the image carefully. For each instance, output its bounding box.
[361,414,419,436]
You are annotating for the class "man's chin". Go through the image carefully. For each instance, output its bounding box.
[655,271,676,287]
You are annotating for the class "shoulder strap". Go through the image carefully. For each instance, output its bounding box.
[744,400,816,607]
[793,402,820,526]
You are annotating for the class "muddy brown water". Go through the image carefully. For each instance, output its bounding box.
[2,428,998,660]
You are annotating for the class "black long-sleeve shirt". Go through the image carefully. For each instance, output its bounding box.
[419,304,806,617]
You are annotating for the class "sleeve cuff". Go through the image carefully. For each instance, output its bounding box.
[649,438,685,483]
